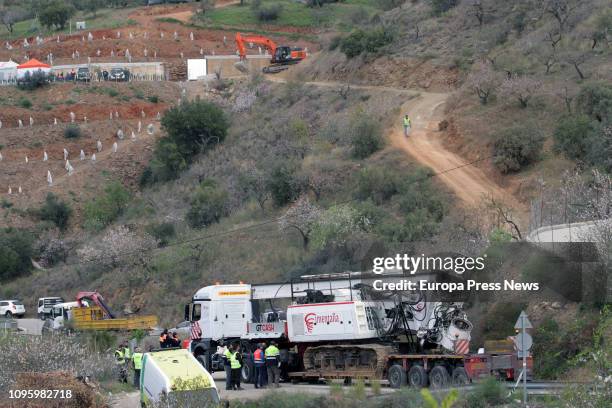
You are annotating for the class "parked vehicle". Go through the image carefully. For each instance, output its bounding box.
[0,300,26,318]
[76,67,91,81]
[37,297,65,319]
[109,67,129,81]
[42,301,79,333]
[140,348,219,407]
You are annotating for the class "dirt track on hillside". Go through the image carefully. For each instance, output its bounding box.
[267,76,515,208]
[389,93,516,207]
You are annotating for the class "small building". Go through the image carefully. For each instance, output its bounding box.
[0,60,18,82]
[16,59,51,79]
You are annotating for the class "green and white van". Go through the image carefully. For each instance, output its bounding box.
[140,348,219,407]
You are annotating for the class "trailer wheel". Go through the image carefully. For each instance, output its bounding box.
[408,365,428,388]
[429,366,450,388]
[451,367,470,386]
[388,365,407,389]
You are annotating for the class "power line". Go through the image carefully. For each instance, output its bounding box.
[59,153,497,267]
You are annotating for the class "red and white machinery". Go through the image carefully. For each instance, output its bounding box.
[185,272,530,388]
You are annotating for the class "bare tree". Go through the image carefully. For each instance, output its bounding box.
[486,196,523,240]
[545,29,563,48]
[279,196,321,249]
[470,1,485,27]
[533,44,558,74]
[465,60,500,105]
[0,7,27,34]
[240,167,270,212]
[563,49,588,80]
[554,83,578,114]
[542,0,579,32]
[500,74,543,108]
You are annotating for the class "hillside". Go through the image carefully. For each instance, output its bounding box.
[0,0,610,391]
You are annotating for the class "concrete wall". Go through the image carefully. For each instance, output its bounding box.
[204,55,271,78]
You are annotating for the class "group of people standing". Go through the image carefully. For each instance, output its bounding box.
[114,342,143,387]
[222,341,281,391]
[158,329,181,348]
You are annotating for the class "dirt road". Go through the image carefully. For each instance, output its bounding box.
[268,76,514,208]
[390,93,512,207]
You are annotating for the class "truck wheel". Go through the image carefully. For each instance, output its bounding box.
[196,352,210,372]
[408,365,428,388]
[388,364,407,389]
[241,360,254,383]
[429,366,450,388]
[452,367,470,386]
[38,313,44,320]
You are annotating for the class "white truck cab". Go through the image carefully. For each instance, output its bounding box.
[189,284,253,340]
[37,297,64,320]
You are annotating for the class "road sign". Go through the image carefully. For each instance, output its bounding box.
[514,311,533,329]
[516,332,533,351]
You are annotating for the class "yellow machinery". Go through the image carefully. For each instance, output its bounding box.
[72,306,157,330]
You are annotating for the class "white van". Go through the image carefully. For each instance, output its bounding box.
[37,297,65,319]
[140,348,219,407]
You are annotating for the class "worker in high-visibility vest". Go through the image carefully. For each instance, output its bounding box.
[264,341,281,388]
[230,344,243,390]
[253,343,265,388]
[223,343,234,390]
[114,348,127,383]
[132,347,143,388]
[403,114,412,137]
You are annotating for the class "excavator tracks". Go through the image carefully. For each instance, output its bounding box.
[293,344,393,381]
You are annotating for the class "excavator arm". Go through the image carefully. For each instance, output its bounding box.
[76,291,115,319]
[235,32,277,61]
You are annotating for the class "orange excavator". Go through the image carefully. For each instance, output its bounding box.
[235,32,307,73]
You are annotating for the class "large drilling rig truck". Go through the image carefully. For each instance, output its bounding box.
[184,272,530,388]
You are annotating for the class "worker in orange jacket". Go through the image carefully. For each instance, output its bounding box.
[253,343,265,388]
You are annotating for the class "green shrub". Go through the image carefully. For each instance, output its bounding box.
[38,193,72,231]
[585,123,612,172]
[17,71,49,91]
[553,115,594,160]
[465,377,508,408]
[0,229,35,281]
[63,124,82,139]
[140,139,188,185]
[355,167,402,204]
[161,99,229,161]
[575,82,612,123]
[431,0,459,16]
[266,162,302,207]
[106,88,119,97]
[147,95,159,103]
[18,98,32,108]
[493,124,544,173]
[255,4,282,21]
[186,180,229,228]
[145,222,176,247]
[340,28,394,58]
[350,115,384,159]
[83,182,130,230]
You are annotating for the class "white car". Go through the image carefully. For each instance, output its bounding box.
[0,300,26,318]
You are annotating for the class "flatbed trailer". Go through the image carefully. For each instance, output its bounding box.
[287,352,532,389]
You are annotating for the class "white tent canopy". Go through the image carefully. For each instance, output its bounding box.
[0,60,18,81]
